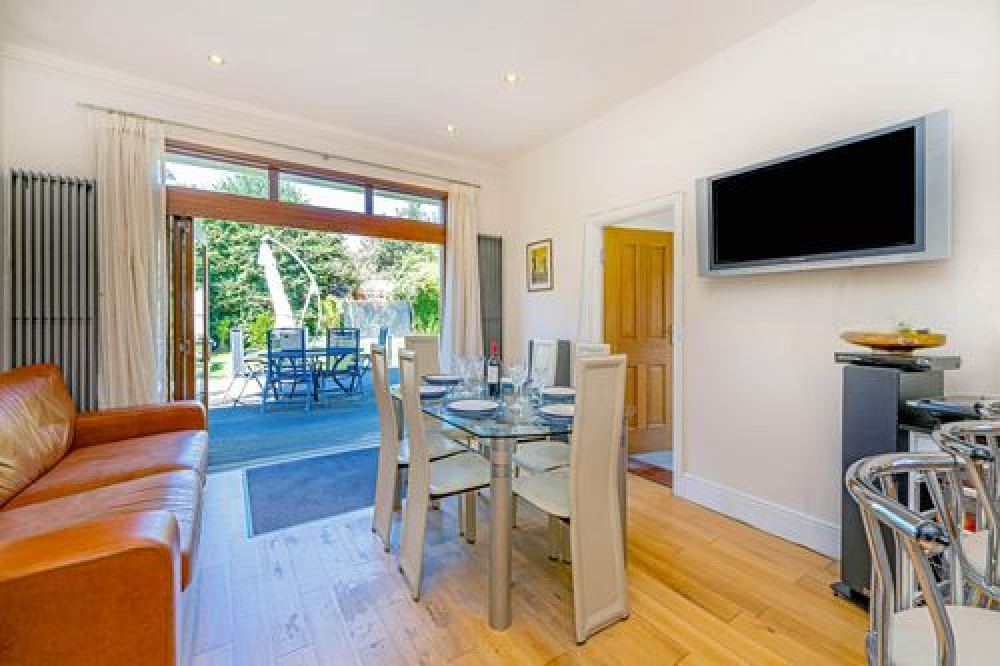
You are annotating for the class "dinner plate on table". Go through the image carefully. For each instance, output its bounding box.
[538,403,575,421]
[423,374,462,386]
[419,385,448,399]
[446,399,499,417]
[541,386,575,402]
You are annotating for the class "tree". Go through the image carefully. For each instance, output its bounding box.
[202,173,361,348]
[199,175,442,348]
[357,211,442,332]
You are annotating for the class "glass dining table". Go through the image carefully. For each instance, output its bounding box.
[390,386,629,631]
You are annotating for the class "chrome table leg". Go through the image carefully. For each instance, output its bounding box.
[489,437,514,630]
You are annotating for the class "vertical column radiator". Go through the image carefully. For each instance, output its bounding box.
[477,234,503,356]
[5,170,99,410]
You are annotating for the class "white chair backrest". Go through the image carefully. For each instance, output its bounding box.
[398,350,428,468]
[404,334,441,377]
[571,342,610,386]
[370,345,399,455]
[370,344,399,549]
[569,354,628,644]
[397,349,432,599]
[529,338,558,386]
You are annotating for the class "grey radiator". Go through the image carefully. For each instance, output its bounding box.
[477,234,503,356]
[5,170,98,410]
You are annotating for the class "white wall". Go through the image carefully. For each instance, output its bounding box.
[503,0,1000,555]
[0,44,504,235]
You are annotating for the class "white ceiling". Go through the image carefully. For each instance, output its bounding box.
[0,0,810,164]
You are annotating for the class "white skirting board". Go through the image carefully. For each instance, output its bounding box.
[673,473,840,559]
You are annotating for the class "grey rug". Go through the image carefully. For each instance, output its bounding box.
[244,447,380,536]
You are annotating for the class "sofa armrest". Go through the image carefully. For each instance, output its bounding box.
[73,401,206,449]
[0,511,182,665]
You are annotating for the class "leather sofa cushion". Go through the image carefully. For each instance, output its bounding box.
[6,431,208,509]
[0,470,203,587]
[0,365,76,507]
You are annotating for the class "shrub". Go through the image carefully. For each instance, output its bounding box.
[246,312,276,350]
[411,278,440,333]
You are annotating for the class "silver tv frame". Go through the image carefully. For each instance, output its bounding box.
[697,110,951,276]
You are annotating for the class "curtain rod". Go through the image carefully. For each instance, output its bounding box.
[77,102,482,189]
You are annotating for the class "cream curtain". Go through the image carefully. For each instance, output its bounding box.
[440,184,483,366]
[90,111,167,407]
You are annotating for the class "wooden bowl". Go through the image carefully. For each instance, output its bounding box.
[840,331,947,353]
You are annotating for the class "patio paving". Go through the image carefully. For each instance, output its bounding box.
[206,368,396,471]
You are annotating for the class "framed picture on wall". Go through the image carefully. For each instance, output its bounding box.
[526,239,553,292]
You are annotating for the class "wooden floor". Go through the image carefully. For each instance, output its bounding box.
[190,469,867,665]
[627,457,673,487]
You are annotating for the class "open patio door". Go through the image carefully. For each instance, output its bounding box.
[168,214,210,406]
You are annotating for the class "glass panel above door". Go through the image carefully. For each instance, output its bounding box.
[279,173,366,212]
[165,153,269,197]
[373,189,444,223]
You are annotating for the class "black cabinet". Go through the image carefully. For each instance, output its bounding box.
[833,358,956,602]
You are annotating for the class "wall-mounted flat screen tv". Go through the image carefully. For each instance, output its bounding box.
[697,111,951,276]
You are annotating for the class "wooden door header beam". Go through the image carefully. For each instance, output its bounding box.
[166,186,446,245]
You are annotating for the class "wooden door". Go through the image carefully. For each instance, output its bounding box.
[603,228,673,453]
[167,215,209,405]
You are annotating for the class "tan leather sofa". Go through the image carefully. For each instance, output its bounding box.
[0,364,208,665]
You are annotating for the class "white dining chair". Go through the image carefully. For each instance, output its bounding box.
[528,338,558,387]
[370,345,466,552]
[513,354,629,644]
[514,341,613,559]
[515,342,612,476]
[403,334,441,377]
[398,349,491,600]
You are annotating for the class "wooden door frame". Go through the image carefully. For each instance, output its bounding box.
[590,192,683,482]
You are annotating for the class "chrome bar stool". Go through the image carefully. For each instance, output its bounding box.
[847,451,1000,665]
[934,421,1000,605]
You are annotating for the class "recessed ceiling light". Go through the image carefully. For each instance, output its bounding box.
[446,124,457,135]
[208,53,226,66]
[503,72,521,85]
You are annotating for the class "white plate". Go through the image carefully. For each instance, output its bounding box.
[446,399,499,413]
[423,374,462,385]
[538,404,575,419]
[542,387,575,399]
[420,385,447,398]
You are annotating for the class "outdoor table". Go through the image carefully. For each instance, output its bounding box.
[246,347,360,398]
[390,386,629,632]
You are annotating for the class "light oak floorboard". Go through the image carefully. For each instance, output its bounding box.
[190,470,865,665]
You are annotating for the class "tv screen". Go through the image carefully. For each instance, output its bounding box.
[697,112,951,275]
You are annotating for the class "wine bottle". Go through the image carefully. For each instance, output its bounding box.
[486,339,501,397]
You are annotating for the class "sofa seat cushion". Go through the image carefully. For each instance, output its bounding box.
[6,431,208,509]
[0,470,202,587]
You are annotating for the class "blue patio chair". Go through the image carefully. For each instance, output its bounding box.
[317,327,363,398]
[261,327,314,412]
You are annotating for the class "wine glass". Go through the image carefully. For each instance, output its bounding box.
[532,361,551,395]
[526,375,544,407]
[508,361,527,401]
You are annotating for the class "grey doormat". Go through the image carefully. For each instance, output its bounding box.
[244,446,380,536]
